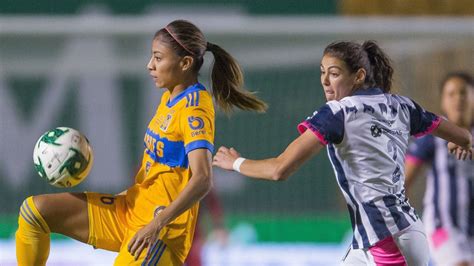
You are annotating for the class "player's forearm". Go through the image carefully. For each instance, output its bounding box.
[154,173,212,228]
[433,119,472,148]
[239,157,289,181]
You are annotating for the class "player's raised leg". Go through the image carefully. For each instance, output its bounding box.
[16,192,89,266]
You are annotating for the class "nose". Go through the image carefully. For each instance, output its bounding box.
[146,57,154,70]
[321,73,330,86]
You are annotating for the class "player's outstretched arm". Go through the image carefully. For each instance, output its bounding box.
[432,119,473,160]
[213,130,324,181]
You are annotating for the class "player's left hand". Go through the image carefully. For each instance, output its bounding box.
[128,219,162,261]
[212,146,241,170]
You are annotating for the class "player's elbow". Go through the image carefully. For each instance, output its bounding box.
[193,172,213,196]
[271,173,288,181]
[271,167,289,181]
[269,158,291,181]
[202,173,214,195]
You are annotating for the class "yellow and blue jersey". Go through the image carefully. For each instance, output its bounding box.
[117,82,215,263]
[140,82,214,180]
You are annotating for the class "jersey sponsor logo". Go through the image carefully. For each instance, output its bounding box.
[191,130,206,137]
[143,128,188,168]
[144,129,165,158]
[370,124,403,137]
[188,116,204,130]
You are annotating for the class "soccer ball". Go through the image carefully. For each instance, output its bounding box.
[33,127,93,188]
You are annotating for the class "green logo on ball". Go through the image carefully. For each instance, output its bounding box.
[59,148,90,179]
[34,157,48,179]
[39,128,70,147]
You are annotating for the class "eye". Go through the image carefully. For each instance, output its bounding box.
[154,56,161,61]
[330,72,339,77]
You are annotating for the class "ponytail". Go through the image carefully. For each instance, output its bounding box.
[156,20,267,114]
[206,42,268,114]
[362,41,393,92]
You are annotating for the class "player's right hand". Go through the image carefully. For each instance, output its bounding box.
[447,142,473,160]
[212,146,240,170]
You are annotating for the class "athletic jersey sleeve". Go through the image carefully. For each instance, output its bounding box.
[406,135,435,165]
[408,99,441,138]
[179,105,215,154]
[297,103,345,145]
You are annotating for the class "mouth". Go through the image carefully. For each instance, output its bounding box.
[324,90,335,95]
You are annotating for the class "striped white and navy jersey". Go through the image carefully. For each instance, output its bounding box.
[298,88,441,249]
[406,127,474,237]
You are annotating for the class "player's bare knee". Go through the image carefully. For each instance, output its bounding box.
[31,195,49,219]
[18,195,51,234]
[30,194,58,232]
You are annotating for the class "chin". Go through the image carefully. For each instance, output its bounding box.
[154,82,165,88]
[325,95,335,101]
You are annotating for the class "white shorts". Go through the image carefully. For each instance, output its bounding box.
[341,220,430,266]
[427,227,474,266]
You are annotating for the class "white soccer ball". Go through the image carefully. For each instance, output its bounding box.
[33,127,93,188]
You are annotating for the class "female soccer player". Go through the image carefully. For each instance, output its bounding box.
[16,20,266,266]
[405,72,473,266]
[213,41,473,265]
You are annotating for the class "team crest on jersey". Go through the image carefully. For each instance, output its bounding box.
[156,110,175,131]
[145,161,151,175]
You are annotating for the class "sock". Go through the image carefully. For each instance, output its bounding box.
[15,196,51,266]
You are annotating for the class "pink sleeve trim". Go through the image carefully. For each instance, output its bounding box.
[405,155,425,166]
[414,116,441,138]
[297,121,328,145]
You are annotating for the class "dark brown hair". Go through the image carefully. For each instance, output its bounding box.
[440,71,473,94]
[154,20,267,113]
[323,40,394,92]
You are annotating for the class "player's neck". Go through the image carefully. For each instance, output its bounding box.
[168,77,199,101]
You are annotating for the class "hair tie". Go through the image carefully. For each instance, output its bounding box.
[164,26,195,56]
